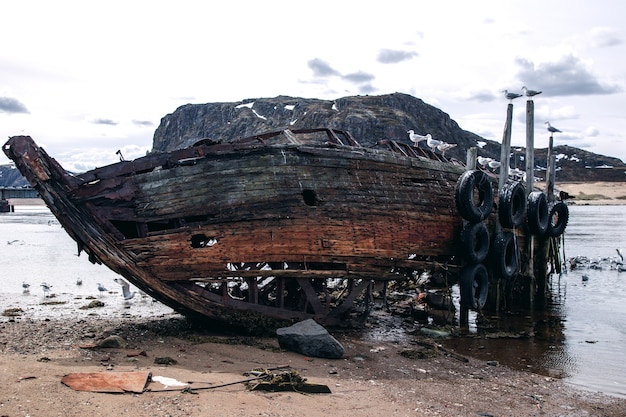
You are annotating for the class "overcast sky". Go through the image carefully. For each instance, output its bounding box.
[1,0,625,172]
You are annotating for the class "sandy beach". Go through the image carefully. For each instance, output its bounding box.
[541,181,626,205]
[1,314,624,417]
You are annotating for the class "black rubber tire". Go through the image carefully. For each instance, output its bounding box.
[492,231,519,279]
[455,170,494,222]
[546,201,569,237]
[460,221,490,264]
[498,181,526,229]
[459,263,489,310]
[527,191,549,236]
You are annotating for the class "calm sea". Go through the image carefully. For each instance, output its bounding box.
[1,204,625,398]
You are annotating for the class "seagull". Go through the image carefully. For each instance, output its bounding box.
[426,135,443,152]
[436,142,457,157]
[545,121,562,133]
[503,89,523,101]
[488,160,502,171]
[40,282,52,297]
[22,281,30,292]
[114,278,137,300]
[76,277,83,286]
[617,248,624,263]
[521,86,542,97]
[477,156,493,167]
[97,283,108,296]
[407,130,431,147]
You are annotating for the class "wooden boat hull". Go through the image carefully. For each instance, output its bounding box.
[4,129,483,328]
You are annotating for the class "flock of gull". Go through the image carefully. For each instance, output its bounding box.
[21,277,142,301]
[406,85,562,175]
[568,249,626,281]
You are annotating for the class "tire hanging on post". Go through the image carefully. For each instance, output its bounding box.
[492,231,519,280]
[546,201,569,237]
[498,181,526,229]
[460,221,490,264]
[459,263,489,311]
[527,191,549,236]
[455,170,494,222]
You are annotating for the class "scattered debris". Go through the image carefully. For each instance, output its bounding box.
[154,356,177,365]
[2,307,24,317]
[79,300,105,310]
[420,327,451,338]
[61,371,151,393]
[244,368,331,393]
[151,375,187,389]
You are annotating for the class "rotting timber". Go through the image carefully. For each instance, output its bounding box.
[3,128,566,330]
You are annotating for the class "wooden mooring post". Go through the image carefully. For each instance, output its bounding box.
[493,103,514,312]
[525,98,537,307]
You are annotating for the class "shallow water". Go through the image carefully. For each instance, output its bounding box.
[1,204,625,398]
[444,205,626,399]
[0,206,175,320]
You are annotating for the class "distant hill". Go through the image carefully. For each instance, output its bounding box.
[152,93,626,183]
[0,163,29,188]
[2,93,625,187]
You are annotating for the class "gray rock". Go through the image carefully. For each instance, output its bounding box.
[276,319,344,359]
[96,335,127,348]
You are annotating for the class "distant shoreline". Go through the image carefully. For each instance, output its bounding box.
[6,198,45,206]
[538,181,626,205]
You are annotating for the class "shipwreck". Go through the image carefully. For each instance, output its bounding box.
[3,128,568,329]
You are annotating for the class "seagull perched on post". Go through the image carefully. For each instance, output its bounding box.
[521,86,542,97]
[407,130,431,147]
[114,278,137,300]
[503,89,523,102]
[545,121,562,133]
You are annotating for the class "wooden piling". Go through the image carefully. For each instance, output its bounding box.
[546,135,556,202]
[525,99,536,307]
[498,104,513,198]
[466,147,477,170]
[525,100,535,195]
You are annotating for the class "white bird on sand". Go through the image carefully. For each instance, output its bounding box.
[22,281,30,292]
[407,130,431,147]
[436,142,457,157]
[76,277,83,286]
[545,121,562,133]
[97,283,108,296]
[521,86,542,97]
[114,278,137,300]
[426,136,443,152]
[40,282,52,296]
[503,89,523,101]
